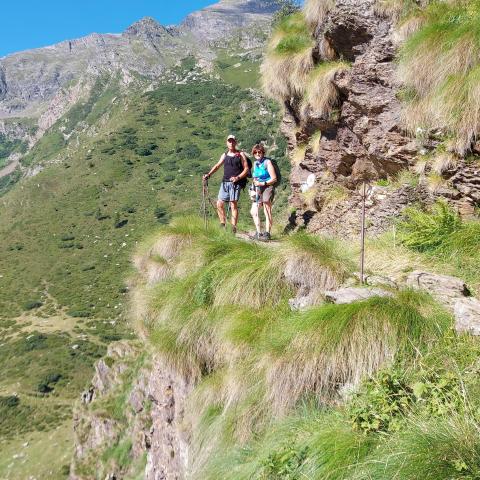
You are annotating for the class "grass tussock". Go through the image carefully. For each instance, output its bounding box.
[398,202,480,291]
[263,291,450,413]
[432,152,458,175]
[283,230,354,292]
[357,414,480,479]
[200,407,374,480]
[301,61,351,117]
[308,130,322,156]
[261,12,314,101]
[291,143,307,164]
[303,0,335,31]
[398,0,480,154]
[323,184,349,207]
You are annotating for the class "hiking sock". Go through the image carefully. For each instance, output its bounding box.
[220,223,226,228]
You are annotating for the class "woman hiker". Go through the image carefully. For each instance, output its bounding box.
[203,135,249,234]
[249,144,277,241]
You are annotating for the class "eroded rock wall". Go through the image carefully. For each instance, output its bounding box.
[70,342,193,480]
[285,0,479,236]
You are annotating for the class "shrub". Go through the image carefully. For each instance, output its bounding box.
[37,373,62,394]
[68,309,92,318]
[350,369,413,434]
[0,396,20,408]
[24,300,43,310]
[399,201,462,252]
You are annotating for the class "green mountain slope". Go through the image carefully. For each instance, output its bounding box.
[0,50,288,479]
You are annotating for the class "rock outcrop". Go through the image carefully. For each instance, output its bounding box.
[181,0,279,46]
[281,0,479,237]
[406,271,471,309]
[454,298,480,336]
[71,342,193,480]
[0,66,7,101]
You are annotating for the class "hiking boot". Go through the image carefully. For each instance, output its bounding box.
[248,231,261,241]
[220,223,226,229]
[260,232,271,242]
[232,225,237,235]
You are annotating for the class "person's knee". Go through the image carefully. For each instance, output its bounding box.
[217,200,224,209]
[231,201,238,211]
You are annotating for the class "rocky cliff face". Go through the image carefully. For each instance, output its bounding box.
[283,0,479,237]
[71,342,193,480]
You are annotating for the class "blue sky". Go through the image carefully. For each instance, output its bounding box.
[0,0,217,58]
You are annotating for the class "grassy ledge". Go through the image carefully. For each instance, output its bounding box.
[126,216,480,479]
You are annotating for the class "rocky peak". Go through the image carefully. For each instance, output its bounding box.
[180,0,281,43]
[123,16,171,38]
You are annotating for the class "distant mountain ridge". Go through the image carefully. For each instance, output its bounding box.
[0,0,280,122]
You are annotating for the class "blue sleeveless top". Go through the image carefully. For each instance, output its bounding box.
[252,158,271,182]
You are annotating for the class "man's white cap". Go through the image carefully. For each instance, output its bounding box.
[227,134,236,141]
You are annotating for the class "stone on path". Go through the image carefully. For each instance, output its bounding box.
[454,297,480,336]
[324,287,393,304]
[406,271,470,309]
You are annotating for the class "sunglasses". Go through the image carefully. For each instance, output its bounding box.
[253,151,264,155]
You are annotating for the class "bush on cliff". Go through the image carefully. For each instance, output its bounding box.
[261,12,314,101]
[398,0,480,154]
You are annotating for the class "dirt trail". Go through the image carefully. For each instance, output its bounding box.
[0,158,19,178]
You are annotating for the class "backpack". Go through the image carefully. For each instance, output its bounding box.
[269,158,282,186]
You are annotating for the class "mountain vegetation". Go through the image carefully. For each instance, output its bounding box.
[85,216,480,479]
[4,0,480,478]
[0,3,289,477]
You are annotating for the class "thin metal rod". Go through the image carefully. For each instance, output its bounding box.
[360,181,367,285]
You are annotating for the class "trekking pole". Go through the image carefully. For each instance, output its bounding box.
[202,177,208,229]
[255,179,260,235]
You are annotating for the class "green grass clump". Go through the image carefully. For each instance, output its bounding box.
[398,202,480,290]
[273,12,314,55]
[398,0,480,153]
[399,201,462,251]
[358,414,480,480]
[201,406,374,480]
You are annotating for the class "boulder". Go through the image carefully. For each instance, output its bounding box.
[406,271,470,309]
[324,287,393,304]
[454,297,480,336]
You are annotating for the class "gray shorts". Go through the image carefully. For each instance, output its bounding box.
[249,185,275,204]
[218,181,242,202]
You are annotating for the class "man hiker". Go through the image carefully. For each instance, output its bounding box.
[203,135,249,233]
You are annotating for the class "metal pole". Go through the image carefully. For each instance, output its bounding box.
[360,181,367,285]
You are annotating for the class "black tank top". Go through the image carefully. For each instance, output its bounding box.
[223,152,243,182]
